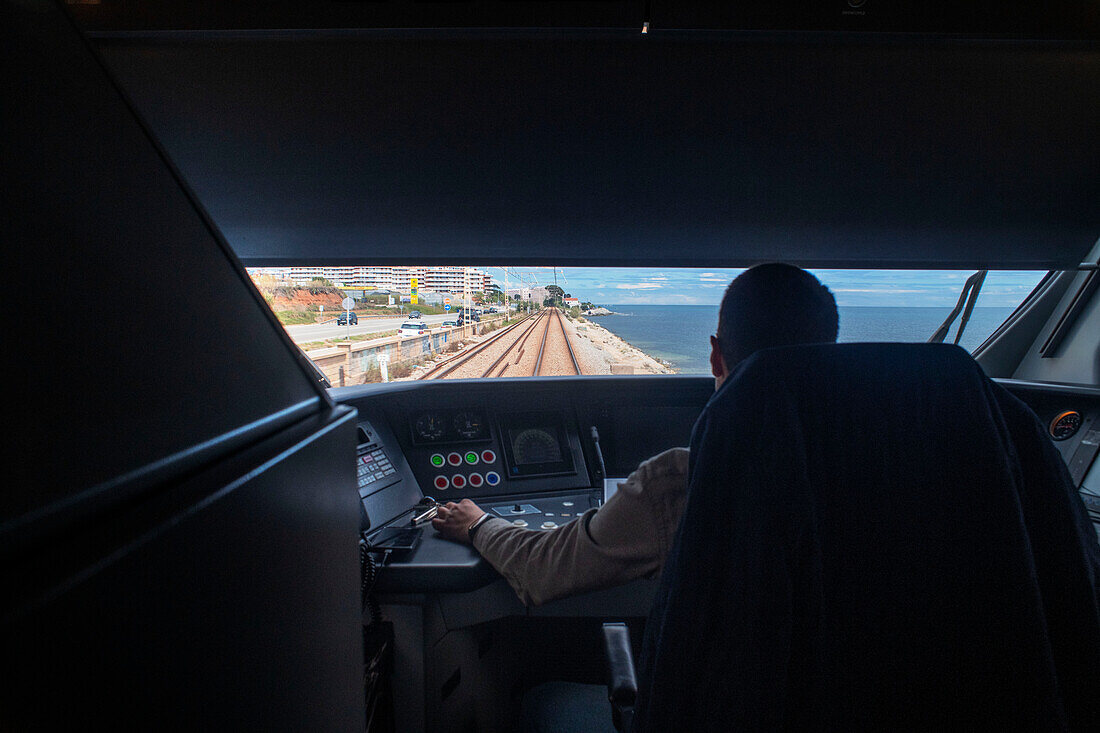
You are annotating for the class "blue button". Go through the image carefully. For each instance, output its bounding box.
[485,471,501,486]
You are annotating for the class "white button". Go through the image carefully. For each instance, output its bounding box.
[562,501,574,507]
[541,521,558,530]
[513,520,528,527]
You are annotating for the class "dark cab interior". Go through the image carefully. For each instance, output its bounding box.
[4,1,1099,730]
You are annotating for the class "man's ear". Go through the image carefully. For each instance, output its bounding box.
[709,335,727,381]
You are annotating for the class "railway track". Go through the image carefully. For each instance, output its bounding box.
[535,308,581,376]
[421,309,581,379]
[419,312,541,380]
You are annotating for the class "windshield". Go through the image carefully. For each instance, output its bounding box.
[250,267,1046,384]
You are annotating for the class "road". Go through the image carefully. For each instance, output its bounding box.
[285,314,451,343]
[284,311,514,343]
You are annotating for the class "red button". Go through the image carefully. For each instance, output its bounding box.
[434,475,449,490]
[447,452,462,466]
[468,473,483,487]
[481,450,497,464]
[451,474,466,489]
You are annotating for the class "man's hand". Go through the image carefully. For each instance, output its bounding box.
[431,499,486,545]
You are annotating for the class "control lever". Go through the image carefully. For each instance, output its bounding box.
[590,426,607,488]
[411,496,443,526]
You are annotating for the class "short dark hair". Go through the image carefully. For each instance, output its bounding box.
[716,263,839,368]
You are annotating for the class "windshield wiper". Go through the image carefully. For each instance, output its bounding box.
[929,270,987,345]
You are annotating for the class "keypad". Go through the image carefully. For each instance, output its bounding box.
[357,447,396,493]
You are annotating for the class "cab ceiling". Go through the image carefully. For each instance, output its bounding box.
[82,6,1100,269]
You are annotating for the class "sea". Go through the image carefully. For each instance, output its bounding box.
[592,305,1015,374]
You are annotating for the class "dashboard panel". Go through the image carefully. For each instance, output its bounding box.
[403,406,590,499]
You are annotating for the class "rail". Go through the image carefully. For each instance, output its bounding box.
[535,309,580,376]
[419,313,539,380]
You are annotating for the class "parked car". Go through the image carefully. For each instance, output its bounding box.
[399,321,428,337]
[336,312,358,325]
[441,319,458,328]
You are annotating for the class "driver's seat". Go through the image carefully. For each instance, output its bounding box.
[629,343,1100,732]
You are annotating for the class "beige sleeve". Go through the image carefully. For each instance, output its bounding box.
[472,447,690,606]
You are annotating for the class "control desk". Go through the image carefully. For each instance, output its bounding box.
[347,379,679,593]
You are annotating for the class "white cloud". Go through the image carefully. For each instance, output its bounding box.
[614,282,662,290]
[832,288,926,293]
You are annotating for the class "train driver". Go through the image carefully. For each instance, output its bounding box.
[432,263,840,605]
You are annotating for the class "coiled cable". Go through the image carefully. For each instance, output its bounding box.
[360,538,384,628]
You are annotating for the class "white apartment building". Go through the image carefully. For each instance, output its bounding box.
[247,266,492,294]
[506,286,551,303]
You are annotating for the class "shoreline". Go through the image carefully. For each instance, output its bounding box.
[567,315,675,375]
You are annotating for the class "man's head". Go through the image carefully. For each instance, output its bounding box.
[709,263,839,389]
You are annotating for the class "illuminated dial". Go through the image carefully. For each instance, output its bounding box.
[1049,411,1082,441]
[413,413,446,441]
[512,428,561,465]
[453,412,484,440]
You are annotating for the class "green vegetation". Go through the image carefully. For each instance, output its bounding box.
[543,284,565,307]
[484,283,506,305]
[299,330,400,351]
[276,311,324,325]
[404,303,447,315]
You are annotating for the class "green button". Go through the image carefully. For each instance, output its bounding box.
[431,454,444,467]
[465,451,478,465]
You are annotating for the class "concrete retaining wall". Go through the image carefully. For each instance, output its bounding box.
[305,316,506,386]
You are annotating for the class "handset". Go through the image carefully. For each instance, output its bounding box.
[359,500,372,534]
[367,526,422,552]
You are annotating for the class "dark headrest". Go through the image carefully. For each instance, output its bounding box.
[703,342,998,449]
[721,342,986,402]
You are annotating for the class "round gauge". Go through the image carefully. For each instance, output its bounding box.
[413,413,446,441]
[453,411,484,440]
[1049,410,1082,441]
[512,428,561,465]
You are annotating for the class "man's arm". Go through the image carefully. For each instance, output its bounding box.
[431,448,689,606]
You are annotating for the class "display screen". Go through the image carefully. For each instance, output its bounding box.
[500,412,575,478]
[509,428,563,465]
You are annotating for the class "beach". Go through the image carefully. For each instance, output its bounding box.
[565,315,675,375]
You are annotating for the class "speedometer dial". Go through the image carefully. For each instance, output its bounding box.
[453,412,484,440]
[413,412,446,441]
[1049,410,1081,441]
[512,428,562,465]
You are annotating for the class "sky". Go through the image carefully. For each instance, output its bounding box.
[490,268,1048,308]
